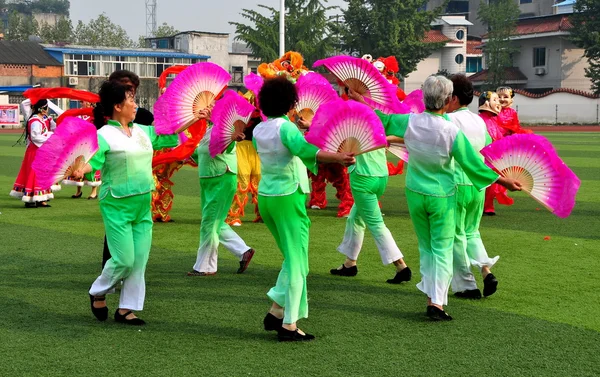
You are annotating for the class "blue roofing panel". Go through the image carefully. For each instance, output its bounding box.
[0,85,34,92]
[43,47,210,60]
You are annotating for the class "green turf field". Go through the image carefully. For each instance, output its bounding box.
[0,132,599,376]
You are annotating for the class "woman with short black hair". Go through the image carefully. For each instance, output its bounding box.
[255,77,355,341]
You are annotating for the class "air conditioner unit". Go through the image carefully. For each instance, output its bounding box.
[68,76,79,86]
[534,67,546,76]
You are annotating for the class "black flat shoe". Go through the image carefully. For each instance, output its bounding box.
[237,248,255,274]
[277,328,315,342]
[71,193,82,198]
[386,267,412,284]
[483,273,498,297]
[24,202,36,208]
[483,211,496,216]
[454,289,482,299]
[426,306,453,321]
[114,310,145,326]
[263,312,283,331]
[89,294,108,321]
[37,202,51,207]
[87,195,97,200]
[330,264,358,277]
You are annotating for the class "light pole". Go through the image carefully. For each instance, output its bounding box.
[279,0,285,56]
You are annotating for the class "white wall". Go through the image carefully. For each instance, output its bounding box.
[467,91,600,124]
[405,51,442,93]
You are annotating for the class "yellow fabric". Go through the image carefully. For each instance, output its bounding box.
[227,140,261,224]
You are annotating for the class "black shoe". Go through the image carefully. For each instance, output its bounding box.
[483,273,498,297]
[483,211,496,216]
[426,306,453,321]
[263,312,283,331]
[237,248,255,274]
[24,202,37,208]
[89,294,108,321]
[114,309,146,326]
[386,267,412,284]
[454,289,482,299]
[277,328,315,342]
[330,264,358,277]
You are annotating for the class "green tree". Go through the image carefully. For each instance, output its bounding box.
[137,22,179,48]
[6,0,69,16]
[39,16,72,43]
[570,0,600,94]
[341,0,447,77]
[73,13,133,48]
[5,10,38,41]
[478,0,520,91]
[230,0,337,66]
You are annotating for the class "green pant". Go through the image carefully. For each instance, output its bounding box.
[452,185,498,292]
[259,190,310,324]
[338,174,403,264]
[89,192,153,311]
[406,189,455,306]
[194,173,249,272]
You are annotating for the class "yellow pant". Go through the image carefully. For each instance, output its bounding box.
[227,140,261,225]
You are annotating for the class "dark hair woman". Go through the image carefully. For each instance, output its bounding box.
[72,80,179,325]
[254,76,355,341]
[10,99,56,208]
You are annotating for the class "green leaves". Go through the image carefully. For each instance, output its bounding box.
[570,0,600,95]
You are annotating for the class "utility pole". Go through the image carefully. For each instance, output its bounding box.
[279,0,285,56]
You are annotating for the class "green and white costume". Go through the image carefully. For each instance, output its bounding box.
[253,115,319,325]
[448,108,499,292]
[191,126,251,273]
[377,111,499,306]
[337,149,404,264]
[87,120,179,311]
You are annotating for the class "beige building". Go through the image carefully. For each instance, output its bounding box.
[470,13,592,92]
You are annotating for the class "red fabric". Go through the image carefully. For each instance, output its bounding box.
[24,88,99,105]
[158,65,189,90]
[497,107,532,136]
[56,108,95,125]
[308,163,354,217]
[151,119,207,167]
[479,112,504,141]
[387,160,404,176]
[484,183,514,213]
[396,88,406,101]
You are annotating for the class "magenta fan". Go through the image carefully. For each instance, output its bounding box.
[244,72,264,95]
[480,133,581,218]
[313,55,403,114]
[387,142,409,163]
[295,72,339,122]
[156,62,231,135]
[305,100,387,155]
[209,91,256,158]
[402,89,425,113]
[32,116,98,189]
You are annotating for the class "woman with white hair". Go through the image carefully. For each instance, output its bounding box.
[349,75,521,320]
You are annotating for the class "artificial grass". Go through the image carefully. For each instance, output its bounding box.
[0,132,599,376]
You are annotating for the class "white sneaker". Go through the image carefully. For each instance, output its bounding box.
[310,205,321,210]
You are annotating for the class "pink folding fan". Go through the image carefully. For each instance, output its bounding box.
[32,116,99,189]
[305,100,387,155]
[313,55,403,114]
[209,91,256,158]
[480,133,581,218]
[156,62,231,135]
[295,72,339,122]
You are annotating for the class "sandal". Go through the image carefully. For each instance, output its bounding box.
[87,195,97,200]
[89,294,108,321]
[114,309,145,326]
[71,192,83,198]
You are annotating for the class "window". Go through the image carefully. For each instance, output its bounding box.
[446,0,469,13]
[231,66,244,83]
[533,47,546,67]
[456,30,465,40]
[520,0,532,4]
[455,54,464,65]
[466,57,482,73]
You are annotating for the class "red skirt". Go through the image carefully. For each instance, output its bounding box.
[10,143,53,203]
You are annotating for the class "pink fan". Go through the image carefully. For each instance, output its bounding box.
[481,133,581,218]
[156,62,231,135]
[295,72,339,122]
[305,100,387,155]
[402,89,425,113]
[244,72,264,95]
[209,91,256,158]
[313,55,403,114]
[32,116,99,189]
[387,142,409,163]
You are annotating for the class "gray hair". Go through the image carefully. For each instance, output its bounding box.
[423,75,454,111]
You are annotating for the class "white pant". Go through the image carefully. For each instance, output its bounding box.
[193,223,250,273]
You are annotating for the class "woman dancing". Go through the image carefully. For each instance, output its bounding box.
[255,77,355,341]
[73,81,179,325]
